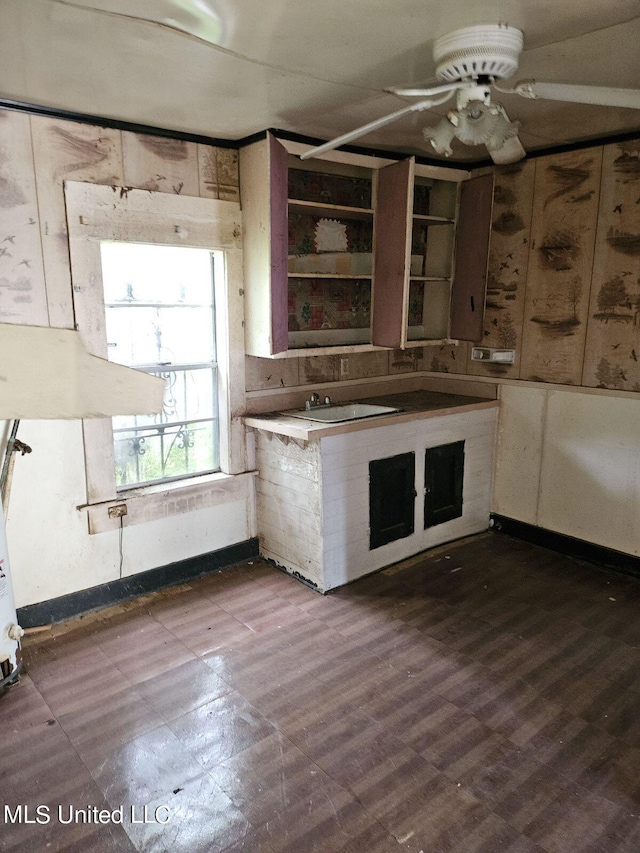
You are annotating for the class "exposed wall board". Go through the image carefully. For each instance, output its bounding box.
[0,111,48,327]
[388,348,419,374]
[216,148,240,202]
[538,391,640,556]
[492,384,546,523]
[520,148,603,384]
[467,160,535,378]
[197,144,219,198]
[87,472,256,535]
[339,351,389,381]
[197,146,240,201]
[582,141,640,391]
[121,131,199,196]
[0,323,164,420]
[245,355,300,391]
[421,342,468,374]
[299,354,338,385]
[30,116,124,328]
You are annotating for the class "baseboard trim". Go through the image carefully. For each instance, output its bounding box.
[17,538,259,628]
[490,515,640,579]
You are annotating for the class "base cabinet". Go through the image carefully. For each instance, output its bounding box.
[254,406,497,592]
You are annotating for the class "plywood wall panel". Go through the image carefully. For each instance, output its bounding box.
[467,160,535,378]
[121,131,199,196]
[520,148,603,384]
[299,354,338,385]
[422,342,469,374]
[216,148,240,202]
[0,110,48,326]
[581,141,640,391]
[340,351,389,380]
[31,116,124,328]
[197,144,219,198]
[197,146,240,201]
[245,355,300,391]
[389,348,422,374]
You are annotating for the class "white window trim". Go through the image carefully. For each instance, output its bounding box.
[65,181,250,532]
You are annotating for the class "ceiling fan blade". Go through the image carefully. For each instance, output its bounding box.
[488,133,526,165]
[299,90,458,160]
[512,81,640,110]
[387,81,461,98]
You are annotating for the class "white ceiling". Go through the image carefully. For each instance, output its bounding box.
[1,0,639,162]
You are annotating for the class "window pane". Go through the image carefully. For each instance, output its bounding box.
[101,242,213,306]
[114,420,219,489]
[113,368,217,432]
[105,305,215,365]
[100,241,221,489]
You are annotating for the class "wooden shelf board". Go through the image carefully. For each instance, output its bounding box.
[288,199,374,220]
[288,273,372,280]
[412,214,454,224]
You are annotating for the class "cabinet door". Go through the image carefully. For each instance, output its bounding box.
[450,174,494,342]
[369,452,415,549]
[240,133,288,355]
[371,158,413,348]
[424,441,464,528]
[269,134,289,354]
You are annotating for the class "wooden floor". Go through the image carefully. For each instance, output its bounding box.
[3,532,640,852]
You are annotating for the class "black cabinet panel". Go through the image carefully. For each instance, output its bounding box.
[424,441,464,528]
[369,452,415,549]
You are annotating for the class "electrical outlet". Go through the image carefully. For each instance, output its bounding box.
[108,504,128,519]
[471,347,515,364]
[340,357,349,378]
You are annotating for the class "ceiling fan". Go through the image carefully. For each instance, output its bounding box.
[300,24,640,164]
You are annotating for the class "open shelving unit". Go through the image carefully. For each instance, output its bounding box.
[286,156,375,349]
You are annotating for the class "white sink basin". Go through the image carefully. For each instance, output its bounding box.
[289,403,402,423]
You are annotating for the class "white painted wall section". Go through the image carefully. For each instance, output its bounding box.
[6,420,252,608]
[493,385,640,558]
[493,384,546,523]
[539,391,640,556]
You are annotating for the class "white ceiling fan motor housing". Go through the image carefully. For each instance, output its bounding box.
[434,24,524,82]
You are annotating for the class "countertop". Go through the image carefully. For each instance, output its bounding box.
[244,390,499,441]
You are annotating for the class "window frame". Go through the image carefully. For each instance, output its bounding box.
[101,241,222,489]
[65,182,247,531]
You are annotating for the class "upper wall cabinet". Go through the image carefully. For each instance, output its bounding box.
[372,159,493,349]
[239,133,492,358]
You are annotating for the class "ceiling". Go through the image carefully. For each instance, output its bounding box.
[1,0,639,163]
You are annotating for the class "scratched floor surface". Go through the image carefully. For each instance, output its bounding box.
[3,531,640,852]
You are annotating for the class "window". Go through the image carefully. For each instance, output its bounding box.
[100,242,221,489]
[65,181,248,531]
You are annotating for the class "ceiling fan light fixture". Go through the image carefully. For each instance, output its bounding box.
[423,100,523,162]
[423,116,457,157]
[487,133,527,164]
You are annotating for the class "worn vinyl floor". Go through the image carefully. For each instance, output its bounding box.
[2,532,640,852]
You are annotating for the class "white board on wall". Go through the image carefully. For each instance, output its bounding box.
[0,324,164,419]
